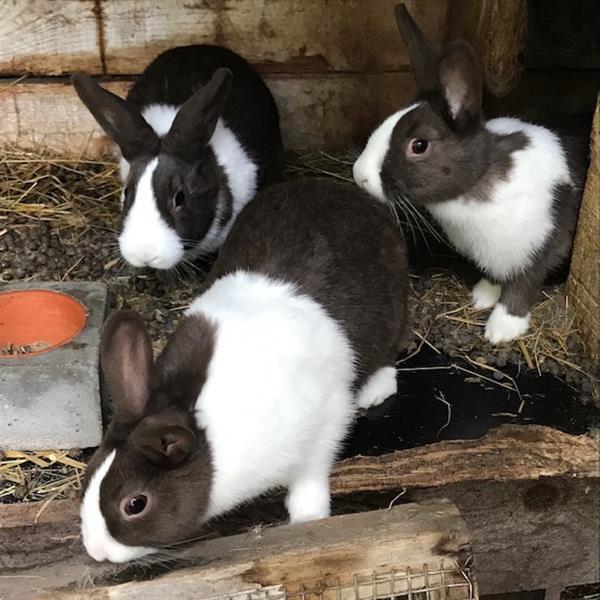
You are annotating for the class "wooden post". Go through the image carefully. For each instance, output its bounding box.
[567,94,600,362]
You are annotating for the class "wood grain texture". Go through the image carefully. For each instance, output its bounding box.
[0,74,416,152]
[567,94,600,361]
[0,0,448,77]
[0,0,102,76]
[330,425,600,495]
[1,502,473,600]
[414,477,600,595]
[446,0,528,97]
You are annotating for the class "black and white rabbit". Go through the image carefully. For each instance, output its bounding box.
[353,4,587,344]
[80,178,408,562]
[73,45,283,270]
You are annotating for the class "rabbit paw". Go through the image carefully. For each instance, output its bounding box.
[286,477,330,524]
[485,303,529,344]
[472,278,502,310]
[356,366,397,409]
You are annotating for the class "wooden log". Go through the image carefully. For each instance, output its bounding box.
[413,477,600,595]
[1,501,474,600]
[330,425,600,495]
[0,0,102,76]
[0,74,416,153]
[567,94,600,362]
[446,0,528,97]
[0,0,449,77]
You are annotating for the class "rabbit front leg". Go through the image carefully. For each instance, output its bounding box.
[484,271,543,344]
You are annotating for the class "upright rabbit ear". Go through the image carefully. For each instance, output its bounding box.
[162,68,233,163]
[394,3,439,95]
[100,310,153,422]
[154,314,215,412]
[438,40,483,130]
[72,72,159,162]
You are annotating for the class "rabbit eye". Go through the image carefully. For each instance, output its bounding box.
[411,139,429,155]
[173,190,185,210]
[123,494,148,517]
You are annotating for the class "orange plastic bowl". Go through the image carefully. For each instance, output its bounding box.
[0,289,88,358]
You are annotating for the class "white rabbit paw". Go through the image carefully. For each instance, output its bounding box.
[485,303,529,344]
[356,366,397,409]
[286,478,330,524]
[472,278,502,310]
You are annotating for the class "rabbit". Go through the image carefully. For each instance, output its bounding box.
[72,45,284,271]
[353,3,587,344]
[79,178,408,563]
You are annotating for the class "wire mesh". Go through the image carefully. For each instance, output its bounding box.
[208,560,477,600]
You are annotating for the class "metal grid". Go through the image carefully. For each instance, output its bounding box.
[210,560,477,600]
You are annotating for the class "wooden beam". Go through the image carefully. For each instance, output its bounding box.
[330,425,600,495]
[567,94,600,362]
[1,502,474,600]
[445,0,528,97]
[0,0,449,77]
[0,74,416,153]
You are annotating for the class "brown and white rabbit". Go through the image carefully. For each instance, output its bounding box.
[353,4,587,344]
[73,46,283,271]
[80,178,408,562]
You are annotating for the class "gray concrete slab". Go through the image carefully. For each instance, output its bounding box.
[0,281,108,450]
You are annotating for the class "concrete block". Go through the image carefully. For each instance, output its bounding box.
[0,282,108,450]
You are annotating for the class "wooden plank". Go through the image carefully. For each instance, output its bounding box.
[446,0,528,97]
[0,502,474,600]
[0,0,449,77]
[567,94,600,362]
[0,74,416,153]
[330,425,600,495]
[0,0,102,76]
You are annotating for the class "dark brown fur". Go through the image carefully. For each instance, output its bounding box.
[85,178,408,550]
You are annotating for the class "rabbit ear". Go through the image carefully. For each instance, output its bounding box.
[154,314,215,412]
[394,3,439,95]
[100,310,153,422]
[162,68,233,163]
[130,415,197,467]
[438,40,483,130]
[72,72,160,162]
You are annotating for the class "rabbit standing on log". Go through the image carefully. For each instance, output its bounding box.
[80,179,408,563]
[353,4,586,344]
[73,46,283,271]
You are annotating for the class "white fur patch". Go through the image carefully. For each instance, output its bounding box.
[199,119,258,253]
[353,103,420,201]
[141,104,178,136]
[80,450,154,563]
[472,278,502,310]
[118,157,184,269]
[356,366,397,409]
[428,118,572,280]
[485,302,530,344]
[186,271,355,522]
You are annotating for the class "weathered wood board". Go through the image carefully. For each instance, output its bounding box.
[0,0,449,77]
[0,0,102,76]
[567,94,600,362]
[1,501,474,600]
[0,73,416,153]
[101,0,448,76]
